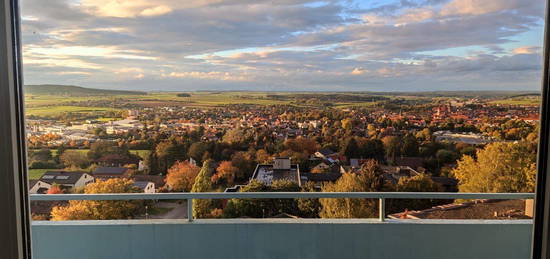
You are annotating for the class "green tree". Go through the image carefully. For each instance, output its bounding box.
[452,142,536,193]
[391,173,443,213]
[341,137,360,159]
[223,180,301,218]
[320,160,385,218]
[191,159,216,218]
[60,151,90,169]
[382,136,401,162]
[401,134,419,156]
[297,181,321,218]
[187,142,209,164]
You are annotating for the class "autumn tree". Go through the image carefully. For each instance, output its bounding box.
[320,160,385,218]
[211,161,238,186]
[47,184,64,194]
[50,179,142,220]
[165,161,200,191]
[452,142,536,193]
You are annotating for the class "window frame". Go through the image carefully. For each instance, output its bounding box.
[0,0,31,258]
[0,0,549,258]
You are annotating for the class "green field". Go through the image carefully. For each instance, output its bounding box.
[25,106,120,117]
[31,149,150,159]
[489,98,541,106]
[27,169,51,180]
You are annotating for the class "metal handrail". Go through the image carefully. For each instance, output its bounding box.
[30,192,535,222]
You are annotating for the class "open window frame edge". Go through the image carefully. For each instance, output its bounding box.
[0,0,32,258]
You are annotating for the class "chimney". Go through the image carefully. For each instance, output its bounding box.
[273,157,291,170]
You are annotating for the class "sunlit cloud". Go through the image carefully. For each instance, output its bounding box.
[19,0,545,91]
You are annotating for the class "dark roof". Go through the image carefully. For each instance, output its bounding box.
[93,167,129,175]
[317,148,335,156]
[39,171,88,185]
[394,157,425,169]
[29,180,39,190]
[133,181,153,190]
[302,172,341,183]
[131,175,165,187]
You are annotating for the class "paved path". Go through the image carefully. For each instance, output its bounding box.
[149,201,188,219]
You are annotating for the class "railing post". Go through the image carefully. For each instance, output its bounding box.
[187,198,193,222]
[379,198,385,222]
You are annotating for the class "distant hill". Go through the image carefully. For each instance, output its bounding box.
[24,85,146,96]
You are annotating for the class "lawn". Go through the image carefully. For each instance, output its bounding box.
[27,169,51,180]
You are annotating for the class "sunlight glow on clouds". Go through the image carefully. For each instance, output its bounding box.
[19,0,545,91]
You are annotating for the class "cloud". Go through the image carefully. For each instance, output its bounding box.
[351,67,368,75]
[19,0,546,91]
[513,46,541,54]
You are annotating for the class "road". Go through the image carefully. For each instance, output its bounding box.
[149,201,188,219]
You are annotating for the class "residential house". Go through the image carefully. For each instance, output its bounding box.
[30,171,94,193]
[133,181,155,193]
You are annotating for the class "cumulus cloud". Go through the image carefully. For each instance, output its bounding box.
[19,0,545,91]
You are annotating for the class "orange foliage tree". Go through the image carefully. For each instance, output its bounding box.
[50,178,142,221]
[47,184,64,194]
[211,161,238,185]
[165,161,200,191]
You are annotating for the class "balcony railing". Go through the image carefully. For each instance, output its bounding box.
[30,192,534,221]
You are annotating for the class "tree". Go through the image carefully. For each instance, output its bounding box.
[212,161,238,185]
[255,149,271,164]
[382,136,401,162]
[155,140,187,173]
[165,161,200,191]
[60,151,90,169]
[391,174,442,212]
[401,134,419,156]
[191,159,216,218]
[188,142,209,164]
[452,142,536,193]
[50,179,142,220]
[87,141,129,160]
[47,184,64,194]
[297,181,321,218]
[231,151,255,180]
[29,148,52,162]
[341,137,360,159]
[223,180,301,218]
[320,160,385,218]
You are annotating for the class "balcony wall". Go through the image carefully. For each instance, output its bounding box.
[32,219,532,259]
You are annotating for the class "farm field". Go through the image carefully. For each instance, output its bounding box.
[25,106,120,117]
[30,149,151,159]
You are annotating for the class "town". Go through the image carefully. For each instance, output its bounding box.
[25,86,540,220]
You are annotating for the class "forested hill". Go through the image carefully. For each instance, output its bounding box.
[24,84,146,96]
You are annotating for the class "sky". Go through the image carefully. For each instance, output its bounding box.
[20,0,546,92]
